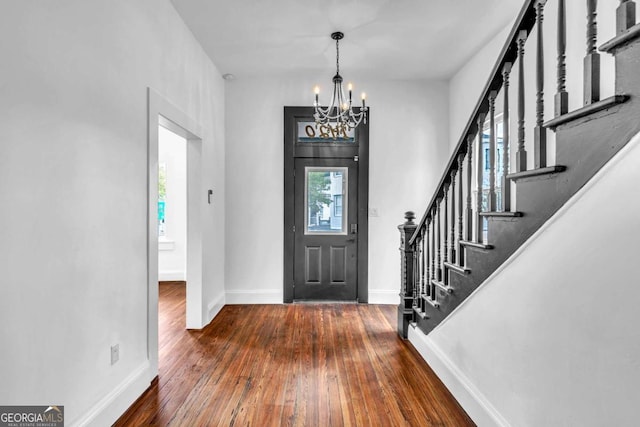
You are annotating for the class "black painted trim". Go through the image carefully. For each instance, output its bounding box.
[283,107,369,303]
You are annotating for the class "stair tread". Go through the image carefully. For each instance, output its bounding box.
[544,95,629,130]
[600,23,640,53]
[443,261,471,275]
[412,306,427,319]
[421,295,440,308]
[430,280,453,293]
[480,211,523,217]
[459,240,494,250]
[507,165,566,181]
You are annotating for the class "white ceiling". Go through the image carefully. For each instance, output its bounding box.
[170,0,523,80]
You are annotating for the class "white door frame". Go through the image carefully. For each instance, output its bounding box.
[147,88,204,378]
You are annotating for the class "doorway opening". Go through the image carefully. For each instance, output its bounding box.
[158,126,187,284]
[157,126,187,353]
[147,88,204,378]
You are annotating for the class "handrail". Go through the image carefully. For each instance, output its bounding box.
[409,0,537,245]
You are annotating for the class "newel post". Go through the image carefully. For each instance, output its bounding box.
[398,211,417,339]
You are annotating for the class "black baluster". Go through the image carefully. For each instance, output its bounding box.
[502,63,512,212]
[457,153,465,265]
[424,219,430,305]
[556,0,569,116]
[488,91,497,211]
[430,207,436,300]
[584,0,600,105]
[475,113,486,243]
[418,229,428,312]
[516,30,528,172]
[436,201,442,283]
[442,184,449,285]
[414,229,420,311]
[534,0,547,168]
[465,135,474,245]
[450,169,457,264]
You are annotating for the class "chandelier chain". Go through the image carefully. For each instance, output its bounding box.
[336,38,340,75]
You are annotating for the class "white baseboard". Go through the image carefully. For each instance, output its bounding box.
[408,326,509,427]
[368,289,399,304]
[206,292,225,324]
[225,289,282,304]
[70,361,152,427]
[224,289,396,304]
[158,270,185,281]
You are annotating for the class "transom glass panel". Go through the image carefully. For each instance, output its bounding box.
[297,121,355,143]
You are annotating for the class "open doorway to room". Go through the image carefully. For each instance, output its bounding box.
[158,125,187,284]
[147,88,204,378]
[157,126,188,355]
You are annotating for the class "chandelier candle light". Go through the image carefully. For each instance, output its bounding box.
[313,32,368,134]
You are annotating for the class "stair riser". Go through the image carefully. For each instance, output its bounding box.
[614,35,640,97]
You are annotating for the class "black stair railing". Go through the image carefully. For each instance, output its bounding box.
[398,0,638,338]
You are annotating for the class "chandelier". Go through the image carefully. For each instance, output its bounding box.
[313,32,368,133]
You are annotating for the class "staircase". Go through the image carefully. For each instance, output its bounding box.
[398,0,640,338]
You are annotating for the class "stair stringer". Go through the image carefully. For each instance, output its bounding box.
[410,126,640,427]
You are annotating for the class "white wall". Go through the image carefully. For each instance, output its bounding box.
[158,127,187,281]
[0,1,225,425]
[415,129,640,427]
[225,76,449,303]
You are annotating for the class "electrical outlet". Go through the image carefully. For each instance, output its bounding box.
[369,208,379,217]
[111,344,119,365]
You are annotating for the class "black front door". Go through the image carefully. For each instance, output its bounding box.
[283,107,369,302]
[293,158,358,300]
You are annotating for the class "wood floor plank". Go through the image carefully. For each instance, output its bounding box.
[114,283,475,426]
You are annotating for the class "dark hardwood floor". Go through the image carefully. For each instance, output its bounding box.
[115,283,474,426]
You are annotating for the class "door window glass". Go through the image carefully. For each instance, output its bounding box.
[305,167,347,234]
